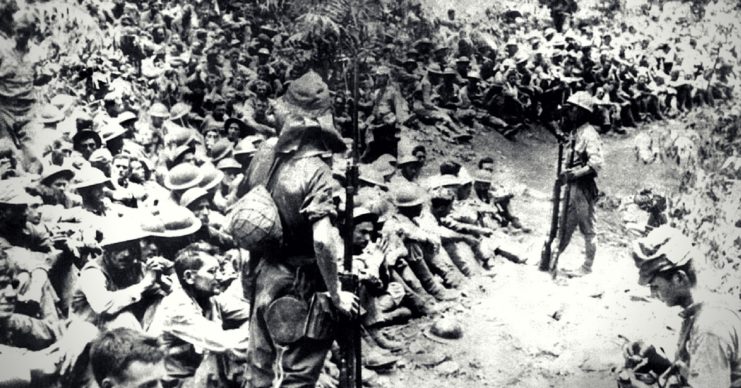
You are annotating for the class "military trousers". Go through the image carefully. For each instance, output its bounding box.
[247,260,332,388]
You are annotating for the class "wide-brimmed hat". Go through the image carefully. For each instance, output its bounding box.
[72,167,113,190]
[234,137,258,156]
[473,169,493,184]
[427,63,443,75]
[100,123,128,143]
[397,154,421,166]
[148,102,170,118]
[280,71,332,119]
[359,164,387,189]
[425,174,461,189]
[0,180,42,206]
[216,158,242,171]
[424,317,464,344]
[179,187,210,208]
[116,111,138,125]
[566,91,595,113]
[88,148,113,165]
[198,163,225,192]
[158,205,203,238]
[353,206,379,225]
[169,102,191,121]
[40,165,75,186]
[73,130,102,149]
[38,104,65,124]
[209,138,233,163]
[100,218,147,247]
[165,163,203,191]
[391,183,428,208]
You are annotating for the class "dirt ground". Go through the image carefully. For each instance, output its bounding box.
[374,123,691,388]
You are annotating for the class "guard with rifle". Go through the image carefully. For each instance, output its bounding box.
[238,71,359,388]
[541,91,603,277]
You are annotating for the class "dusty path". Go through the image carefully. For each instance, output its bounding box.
[379,124,688,387]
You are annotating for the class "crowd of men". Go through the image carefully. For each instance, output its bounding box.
[0,0,738,386]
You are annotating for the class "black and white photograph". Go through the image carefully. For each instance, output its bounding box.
[0,0,739,386]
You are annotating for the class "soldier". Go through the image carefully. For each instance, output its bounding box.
[623,227,741,388]
[147,246,250,387]
[69,220,166,330]
[89,328,166,388]
[237,71,357,388]
[557,91,603,276]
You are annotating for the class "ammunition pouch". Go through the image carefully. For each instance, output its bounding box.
[304,293,338,341]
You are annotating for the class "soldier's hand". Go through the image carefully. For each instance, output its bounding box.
[332,290,359,317]
[623,340,672,373]
[558,169,576,184]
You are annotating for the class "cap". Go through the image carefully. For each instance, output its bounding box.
[633,226,697,285]
[566,91,595,113]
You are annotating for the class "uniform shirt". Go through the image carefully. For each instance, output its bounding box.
[676,303,741,388]
[570,123,604,176]
[147,285,250,380]
[69,257,151,328]
[241,146,340,260]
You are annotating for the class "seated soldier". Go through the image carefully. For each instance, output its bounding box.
[623,227,741,388]
[70,220,167,330]
[380,183,459,302]
[147,246,250,387]
[477,157,530,232]
[0,247,62,351]
[349,207,407,358]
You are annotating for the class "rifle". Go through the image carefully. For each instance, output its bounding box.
[539,137,565,272]
[548,130,576,279]
[338,53,362,388]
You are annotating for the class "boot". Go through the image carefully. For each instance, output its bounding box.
[361,335,398,370]
[374,306,412,327]
[426,250,466,288]
[368,327,405,353]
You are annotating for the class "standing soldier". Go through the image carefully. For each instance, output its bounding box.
[557,91,603,276]
[238,71,358,388]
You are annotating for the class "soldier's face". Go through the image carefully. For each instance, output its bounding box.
[51,177,69,192]
[105,242,140,272]
[352,221,374,252]
[188,254,222,297]
[151,116,164,129]
[80,139,99,159]
[113,159,131,179]
[140,238,159,260]
[25,203,41,225]
[102,360,165,388]
[480,162,494,173]
[205,131,220,150]
[649,273,689,307]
